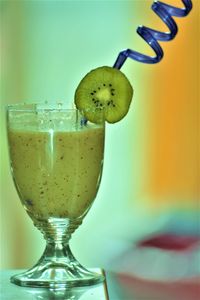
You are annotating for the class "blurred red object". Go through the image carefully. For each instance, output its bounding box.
[117,273,200,300]
[107,234,200,299]
[138,234,200,252]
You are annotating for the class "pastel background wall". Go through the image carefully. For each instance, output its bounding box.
[0,0,199,270]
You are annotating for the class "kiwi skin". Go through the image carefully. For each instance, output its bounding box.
[75,66,133,124]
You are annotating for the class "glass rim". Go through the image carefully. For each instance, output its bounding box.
[6,102,106,126]
[6,102,79,112]
[6,102,105,115]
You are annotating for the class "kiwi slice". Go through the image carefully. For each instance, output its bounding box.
[74,66,133,123]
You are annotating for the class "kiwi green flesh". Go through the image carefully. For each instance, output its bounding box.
[75,66,133,123]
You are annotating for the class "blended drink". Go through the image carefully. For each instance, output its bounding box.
[8,112,104,219]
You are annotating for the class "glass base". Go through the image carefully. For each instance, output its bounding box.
[10,241,104,288]
[10,217,105,288]
[10,265,104,288]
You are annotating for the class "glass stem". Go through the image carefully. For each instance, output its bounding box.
[32,216,83,265]
[39,241,76,265]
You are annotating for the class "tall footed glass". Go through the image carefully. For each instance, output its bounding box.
[6,103,105,288]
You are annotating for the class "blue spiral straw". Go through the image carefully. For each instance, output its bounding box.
[113,0,193,69]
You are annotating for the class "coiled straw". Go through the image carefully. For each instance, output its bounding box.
[113,0,193,69]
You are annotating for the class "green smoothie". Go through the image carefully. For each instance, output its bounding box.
[8,124,104,219]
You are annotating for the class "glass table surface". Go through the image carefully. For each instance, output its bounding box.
[1,269,199,300]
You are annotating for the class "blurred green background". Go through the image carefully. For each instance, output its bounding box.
[0,0,199,270]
